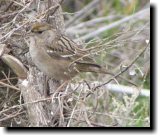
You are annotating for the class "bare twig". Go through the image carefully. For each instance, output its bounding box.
[78,8,150,41]
[65,0,100,28]
[92,40,150,90]
[67,15,122,31]
[0,81,20,91]
[0,111,25,122]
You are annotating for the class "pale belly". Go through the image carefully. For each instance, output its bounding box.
[30,45,77,80]
[38,60,77,80]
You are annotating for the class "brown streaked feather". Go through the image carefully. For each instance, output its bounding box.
[45,34,96,64]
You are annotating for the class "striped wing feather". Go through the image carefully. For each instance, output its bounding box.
[46,35,95,64]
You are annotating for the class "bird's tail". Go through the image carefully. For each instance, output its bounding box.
[76,62,113,75]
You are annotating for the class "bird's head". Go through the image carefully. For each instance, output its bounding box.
[31,22,52,34]
[29,22,56,46]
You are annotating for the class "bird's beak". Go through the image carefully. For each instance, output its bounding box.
[27,31,34,37]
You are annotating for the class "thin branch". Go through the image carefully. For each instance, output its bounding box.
[0,111,25,122]
[78,7,150,41]
[106,83,150,97]
[67,15,122,30]
[0,81,20,91]
[92,40,150,90]
[65,0,100,28]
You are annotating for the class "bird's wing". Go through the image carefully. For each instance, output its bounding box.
[46,35,82,55]
[45,35,96,64]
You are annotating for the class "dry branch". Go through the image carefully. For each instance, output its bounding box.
[65,0,100,28]
[78,7,150,41]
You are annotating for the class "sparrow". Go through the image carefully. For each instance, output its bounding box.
[29,22,111,80]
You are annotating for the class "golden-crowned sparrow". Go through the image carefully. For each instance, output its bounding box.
[29,22,111,80]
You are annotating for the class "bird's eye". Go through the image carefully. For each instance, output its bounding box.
[37,31,43,34]
[31,29,43,34]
